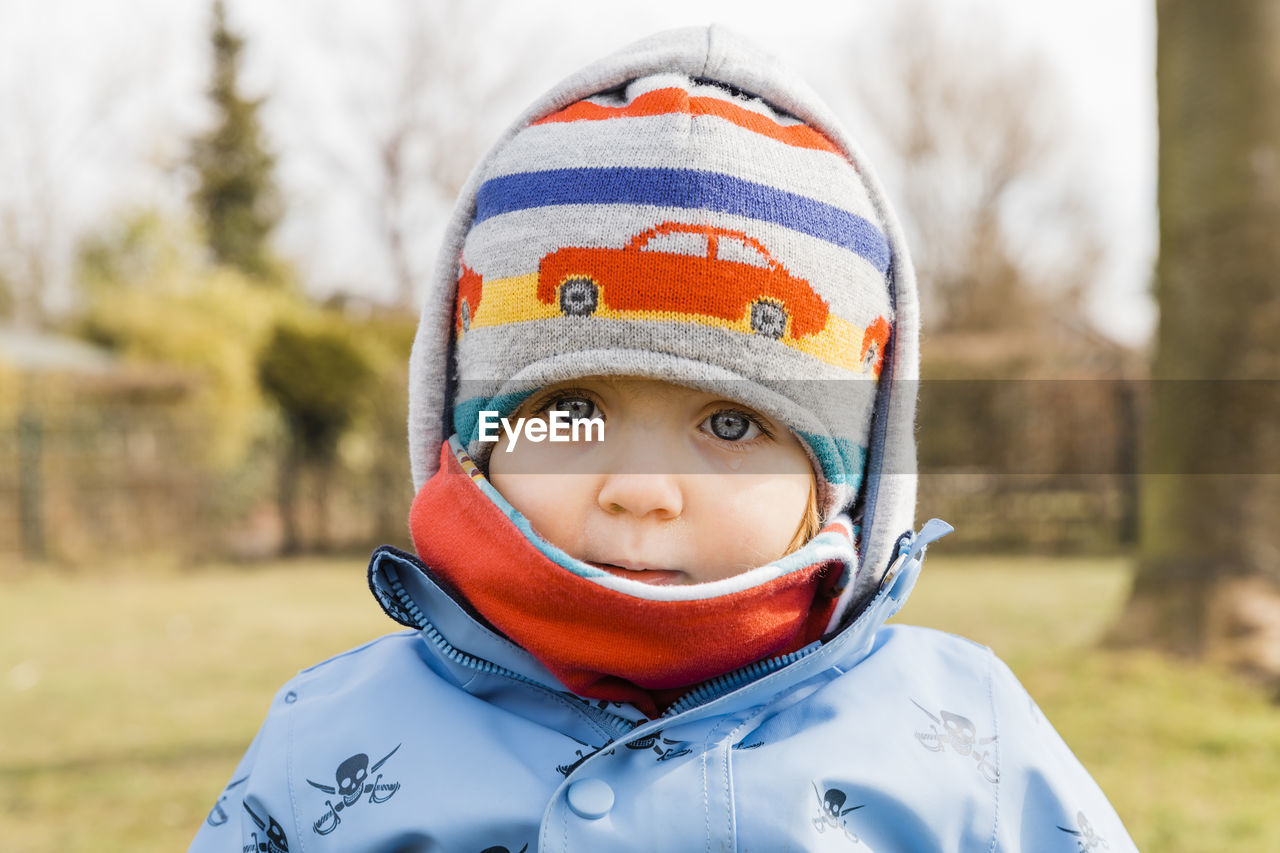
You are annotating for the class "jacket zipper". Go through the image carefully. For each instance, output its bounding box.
[662,642,822,717]
[386,573,636,737]
[390,570,822,723]
[385,566,845,724]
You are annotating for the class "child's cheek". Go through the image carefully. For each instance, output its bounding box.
[697,473,812,570]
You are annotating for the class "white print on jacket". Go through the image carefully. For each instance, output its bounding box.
[911,699,999,783]
[1059,810,1111,851]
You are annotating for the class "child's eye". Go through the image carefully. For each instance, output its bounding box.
[701,409,768,442]
[552,395,600,422]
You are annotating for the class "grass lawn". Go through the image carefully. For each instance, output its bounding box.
[2,552,1279,851]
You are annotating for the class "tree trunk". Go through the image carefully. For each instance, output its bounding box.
[313,460,333,554]
[278,438,303,556]
[1108,0,1280,686]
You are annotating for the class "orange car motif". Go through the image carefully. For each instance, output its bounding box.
[536,222,830,341]
[860,315,890,378]
[455,262,483,335]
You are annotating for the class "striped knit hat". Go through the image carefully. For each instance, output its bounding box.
[442,37,896,524]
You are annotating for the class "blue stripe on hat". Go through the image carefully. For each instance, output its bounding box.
[475,167,890,274]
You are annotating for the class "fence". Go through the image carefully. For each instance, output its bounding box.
[0,402,414,565]
[914,378,1142,552]
[1,379,1145,563]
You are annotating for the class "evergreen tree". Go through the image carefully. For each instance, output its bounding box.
[190,0,282,280]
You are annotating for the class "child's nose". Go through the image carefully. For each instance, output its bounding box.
[596,473,683,520]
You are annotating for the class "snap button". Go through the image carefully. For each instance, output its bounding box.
[566,778,614,820]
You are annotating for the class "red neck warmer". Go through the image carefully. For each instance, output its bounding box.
[409,441,845,717]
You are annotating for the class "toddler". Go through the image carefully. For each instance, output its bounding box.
[191,25,1136,852]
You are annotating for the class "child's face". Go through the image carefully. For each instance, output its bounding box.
[487,376,814,585]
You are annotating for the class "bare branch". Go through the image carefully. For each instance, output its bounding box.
[845,0,1108,335]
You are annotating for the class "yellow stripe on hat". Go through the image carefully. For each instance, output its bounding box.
[463,271,882,375]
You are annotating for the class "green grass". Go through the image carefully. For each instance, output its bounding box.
[0,558,391,853]
[2,554,1278,852]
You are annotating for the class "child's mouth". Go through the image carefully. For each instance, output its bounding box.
[587,561,686,586]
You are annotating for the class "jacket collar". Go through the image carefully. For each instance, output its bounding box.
[367,518,951,721]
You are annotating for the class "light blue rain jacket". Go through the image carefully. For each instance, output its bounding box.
[190,25,1136,853]
[189,519,1135,853]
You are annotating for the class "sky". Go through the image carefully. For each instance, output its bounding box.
[0,0,1157,345]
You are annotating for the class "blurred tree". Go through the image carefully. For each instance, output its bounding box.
[77,210,293,469]
[340,311,418,546]
[305,0,526,307]
[0,144,57,329]
[190,0,283,281]
[1108,0,1280,686]
[0,270,13,320]
[76,210,413,556]
[257,316,374,553]
[848,0,1139,556]
[849,0,1106,335]
[362,359,412,545]
[0,4,131,330]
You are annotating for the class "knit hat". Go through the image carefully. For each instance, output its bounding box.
[410,26,922,616]
[446,69,894,521]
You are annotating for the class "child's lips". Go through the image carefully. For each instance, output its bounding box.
[586,560,686,586]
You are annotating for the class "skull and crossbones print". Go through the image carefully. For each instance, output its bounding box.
[624,729,692,762]
[307,743,402,835]
[911,699,999,783]
[206,775,247,827]
[810,782,866,846]
[242,800,290,853]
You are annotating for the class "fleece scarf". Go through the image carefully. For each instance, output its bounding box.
[409,437,859,717]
